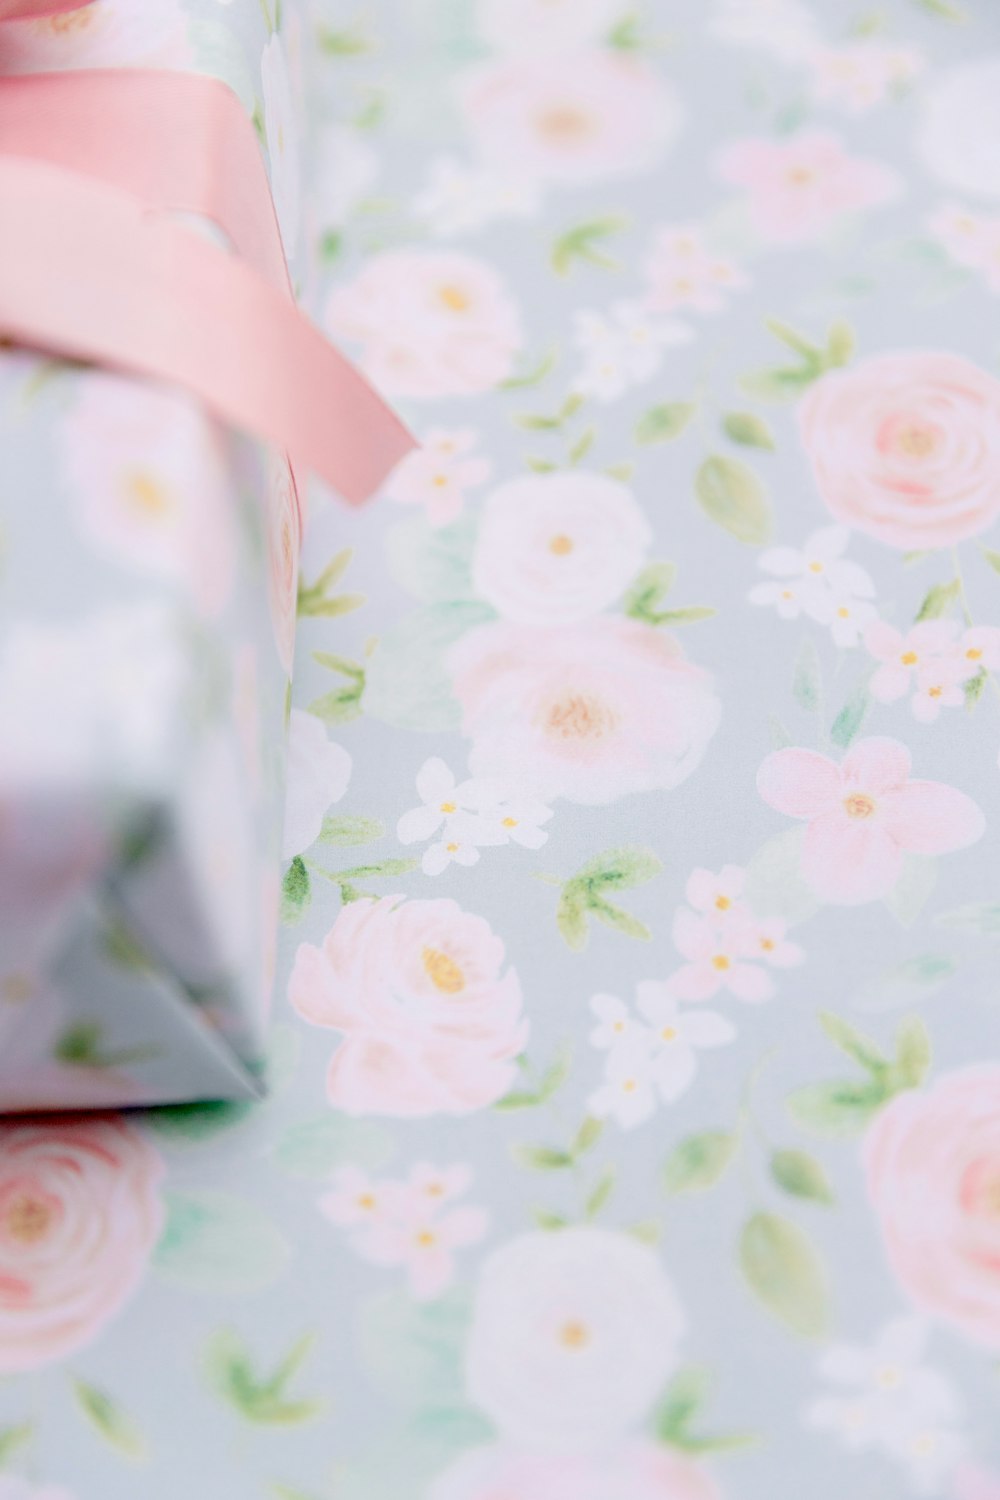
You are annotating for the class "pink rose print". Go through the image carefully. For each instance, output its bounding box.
[864,1066,1000,1350]
[0,0,190,74]
[457,50,680,186]
[715,130,899,244]
[266,454,301,677]
[325,249,523,398]
[383,428,491,527]
[429,1441,721,1500]
[797,350,1000,550]
[448,616,720,804]
[320,1161,488,1300]
[61,372,237,619]
[0,1117,165,1372]
[757,737,985,905]
[287,896,528,1116]
[644,224,749,314]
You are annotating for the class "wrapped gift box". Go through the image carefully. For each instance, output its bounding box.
[0,358,298,1109]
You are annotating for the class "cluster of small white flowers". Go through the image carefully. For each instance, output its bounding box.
[383,427,492,527]
[644,223,750,316]
[749,525,877,647]
[571,300,693,404]
[412,156,541,238]
[807,42,924,115]
[397,757,553,875]
[928,203,1000,295]
[865,619,1000,724]
[805,1318,969,1495]
[588,865,805,1129]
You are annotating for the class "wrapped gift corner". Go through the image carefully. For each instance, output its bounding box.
[0,63,414,1112]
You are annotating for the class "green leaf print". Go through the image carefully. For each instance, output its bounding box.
[357,1289,472,1409]
[272,1115,393,1177]
[308,652,366,725]
[623,562,714,628]
[363,602,495,732]
[204,1329,324,1425]
[791,636,822,713]
[297,548,365,619]
[915,577,961,621]
[769,1149,834,1205]
[512,1144,575,1171]
[0,1422,32,1468]
[72,1379,146,1459]
[584,1165,617,1219]
[635,401,697,444]
[979,545,1000,578]
[787,1012,932,1136]
[281,856,311,923]
[498,345,558,390]
[854,950,957,1012]
[153,1192,291,1294]
[830,680,871,749]
[695,456,773,546]
[548,846,663,950]
[722,411,775,450]
[386,514,478,604]
[739,1212,831,1339]
[654,1367,757,1454]
[740,319,855,401]
[495,1046,572,1110]
[936,900,1000,934]
[663,1130,739,1193]
[318,815,386,846]
[551,217,629,275]
[883,854,938,930]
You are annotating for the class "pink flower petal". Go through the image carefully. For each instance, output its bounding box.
[726,963,775,1003]
[666,961,722,1002]
[801,811,903,904]
[864,619,902,660]
[841,736,911,795]
[880,780,986,856]
[757,747,841,819]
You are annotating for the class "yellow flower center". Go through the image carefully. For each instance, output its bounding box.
[439,801,457,814]
[124,470,170,518]
[836,607,850,619]
[4,1193,53,1245]
[422,947,465,994]
[541,692,617,743]
[415,1229,437,1248]
[808,560,824,573]
[967,647,983,661]
[660,1025,678,1042]
[787,165,815,186]
[446,842,459,852]
[876,1364,901,1390]
[558,1320,590,1349]
[357,1193,376,1211]
[431,473,450,488]
[844,793,876,819]
[549,534,574,556]
[901,650,918,666]
[896,423,936,458]
[621,1078,638,1093]
[715,895,731,911]
[501,816,518,828]
[711,954,731,971]
[760,937,775,952]
[928,685,942,699]
[1,973,33,1005]
[438,284,471,312]
[537,104,593,141]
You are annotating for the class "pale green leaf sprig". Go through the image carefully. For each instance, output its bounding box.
[787,1010,932,1137]
[308,651,366,725]
[551,217,630,276]
[73,1378,146,1459]
[281,813,416,922]
[653,1367,758,1455]
[537,845,663,951]
[298,548,365,619]
[740,318,855,403]
[204,1329,324,1426]
[622,561,715,628]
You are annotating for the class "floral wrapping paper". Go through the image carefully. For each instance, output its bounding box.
[5,0,1000,1497]
[0,0,304,1108]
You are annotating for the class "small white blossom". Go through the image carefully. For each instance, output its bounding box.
[750,526,876,648]
[571,301,693,404]
[413,156,540,238]
[398,758,553,875]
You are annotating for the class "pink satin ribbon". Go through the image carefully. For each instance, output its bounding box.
[0,69,414,504]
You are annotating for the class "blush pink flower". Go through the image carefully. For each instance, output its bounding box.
[716,130,899,244]
[266,455,301,677]
[448,617,721,804]
[457,50,681,186]
[0,1117,165,1371]
[666,907,774,1004]
[757,737,984,905]
[326,250,523,399]
[797,350,1000,550]
[288,896,528,1116]
[383,428,491,527]
[429,1441,721,1500]
[685,863,745,919]
[865,620,961,704]
[864,1066,1000,1350]
[60,373,237,619]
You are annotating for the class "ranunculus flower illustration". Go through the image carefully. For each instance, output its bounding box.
[61,373,237,619]
[449,617,721,804]
[326,250,523,398]
[428,1440,720,1500]
[287,896,528,1116]
[0,1117,165,1372]
[798,350,1000,550]
[457,50,680,186]
[465,1228,684,1451]
[471,472,651,626]
[757,737,984,905]
[715,130,899,244]
[865,1067,1000,1350]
